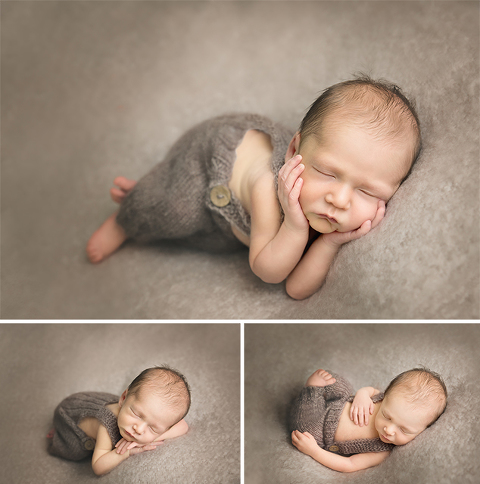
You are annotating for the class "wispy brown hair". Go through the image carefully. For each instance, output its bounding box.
[127,365,191,422]
[299,74,422,181]
[384,367,447,427]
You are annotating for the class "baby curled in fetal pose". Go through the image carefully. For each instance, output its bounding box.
[47,366,190,475]
[290,368,447,472]
[87,75,421,299]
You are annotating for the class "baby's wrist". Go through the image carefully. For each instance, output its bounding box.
[282,219,309,241]
[319,234,342,251]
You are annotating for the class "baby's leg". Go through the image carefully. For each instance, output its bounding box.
[86,211,128,263]
[305,369,337,387]
[110,176,137,204]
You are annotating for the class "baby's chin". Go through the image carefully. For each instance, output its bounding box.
[306,217,337,234]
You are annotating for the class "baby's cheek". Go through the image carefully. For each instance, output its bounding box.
[358,199,380,224]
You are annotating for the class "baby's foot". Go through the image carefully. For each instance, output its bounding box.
[305,369,336,387]
[110,176,137,203]
[86,211,128,263]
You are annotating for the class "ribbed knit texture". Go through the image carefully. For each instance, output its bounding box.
[48,392,121,461]
[289,372,394,455]
[116,113,293,252]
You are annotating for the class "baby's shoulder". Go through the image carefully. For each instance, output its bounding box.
[106,402,120,417]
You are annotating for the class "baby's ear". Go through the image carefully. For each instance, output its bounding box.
[118,390,128,407]
[285,132,301,161]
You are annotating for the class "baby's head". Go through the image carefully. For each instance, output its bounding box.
[375,368,447,446]
[287,75,421,233]
[117,366,191,444]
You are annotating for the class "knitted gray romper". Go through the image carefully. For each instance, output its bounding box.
[47,392,121,461]
[116,113,294,252]
[289,372,394,455]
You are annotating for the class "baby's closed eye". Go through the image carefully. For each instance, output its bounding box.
[315,169,335,178]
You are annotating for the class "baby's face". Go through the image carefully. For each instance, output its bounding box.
[375,393,431,446]
[117,389,180,444]
[297,122,411,234]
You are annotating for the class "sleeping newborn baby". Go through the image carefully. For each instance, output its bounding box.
[47,366,190,475]
[87,75,421,300]
[290,368,447,472]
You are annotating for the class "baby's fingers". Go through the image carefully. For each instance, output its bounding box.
[353,220,372,239]
[279,154,303,178]
[279,156,304,192]
[357,408,364,426]
[363,413,369,426]
[351,407,358,425]
[371,200,386,229]
[115,440,129,454]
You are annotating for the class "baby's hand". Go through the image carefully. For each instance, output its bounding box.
[115,438,138,455]
[115,438,164,455]
[278,155,310,233]
[350,389,375,427]
[128,441,164,455]
[291,430,318,457]
[323,200,385,249]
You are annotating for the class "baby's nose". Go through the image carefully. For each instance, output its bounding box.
[326,186,351,210]
[384,425,395,435]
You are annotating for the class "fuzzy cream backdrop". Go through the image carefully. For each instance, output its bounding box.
[245,323,480,483]
[2,1,478,319]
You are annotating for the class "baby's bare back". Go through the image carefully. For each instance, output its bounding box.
[228,129,276,245]
[335,401,381,442]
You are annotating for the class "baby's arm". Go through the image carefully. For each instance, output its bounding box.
[291,430,389,473]
[286,201,385,300]
[91,425,158,475]
[248,156,310,283]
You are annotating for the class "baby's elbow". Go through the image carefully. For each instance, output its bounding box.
[178,419,189,435]
[250,261,285,285]
[285,280,312,300]
[259,273,285,285]
[92,463,107,476]
[286,287,308,300]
